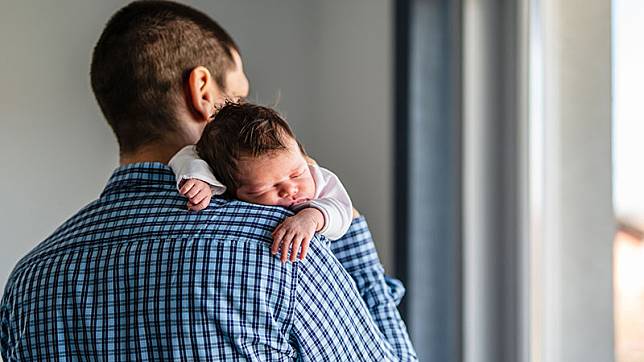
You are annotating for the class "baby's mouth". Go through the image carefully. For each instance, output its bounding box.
[289,198,310,207]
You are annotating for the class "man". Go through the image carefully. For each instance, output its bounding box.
[0,1,416,360]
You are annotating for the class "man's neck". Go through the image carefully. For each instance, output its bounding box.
[119,141,187,166]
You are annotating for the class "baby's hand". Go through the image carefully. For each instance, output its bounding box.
[179,179,212,211]
[272,208,324,263]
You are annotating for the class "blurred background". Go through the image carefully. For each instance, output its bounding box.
[0,0,641,361]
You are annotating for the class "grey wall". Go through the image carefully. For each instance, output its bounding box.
[306,0,394,268]
[0,0,394,292]
[0,1,121,290]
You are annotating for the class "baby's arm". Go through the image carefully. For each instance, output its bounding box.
[302,166,353,240]
[168,145,226,210]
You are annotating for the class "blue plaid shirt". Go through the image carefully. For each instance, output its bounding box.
[1,163,416,361]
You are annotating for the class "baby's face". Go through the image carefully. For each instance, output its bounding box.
[235,137,316,208]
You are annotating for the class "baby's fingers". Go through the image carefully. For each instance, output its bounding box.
[179,179,196,195]
[280,230,296,263]
[272,226,286,254]
[190,188,210,206]
[187,195,210,211]
[290,237,303,262]
[185,184,203,198]
[299,237,311,260]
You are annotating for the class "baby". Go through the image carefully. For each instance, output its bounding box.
[168,102,353,262]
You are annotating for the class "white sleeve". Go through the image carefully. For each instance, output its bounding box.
[167,145,227,195]
[300,165,353,240]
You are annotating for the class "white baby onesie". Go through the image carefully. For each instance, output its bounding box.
[168,145,353,240]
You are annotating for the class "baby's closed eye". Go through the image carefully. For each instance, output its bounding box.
[289,167,307,179]
[247,189,268,197]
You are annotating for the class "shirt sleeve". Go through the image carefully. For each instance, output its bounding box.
[167,145,227,195]
[290,236,402,361]
[0,303,12,362]
[330,216,418,361]
[295,166,353,240]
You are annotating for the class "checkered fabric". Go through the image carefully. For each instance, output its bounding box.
[1,163,416,361]
[330,219,417,361]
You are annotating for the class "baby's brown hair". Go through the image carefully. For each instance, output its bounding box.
[196,102,306,196]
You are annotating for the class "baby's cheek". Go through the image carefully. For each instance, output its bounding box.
[238,192,273,206]
[276,199,293,207]
[255,194,278,206]
[302,179,316,198]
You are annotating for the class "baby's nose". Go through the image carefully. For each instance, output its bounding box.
[279,183,298,198]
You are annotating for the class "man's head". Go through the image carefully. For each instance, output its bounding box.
[196,103,315,207]
[91,0,249,158]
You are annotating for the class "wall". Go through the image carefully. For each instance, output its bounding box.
[306,0,394,269]
[0,0,394,291]
[539,0,615,360]
[0,1,121,291]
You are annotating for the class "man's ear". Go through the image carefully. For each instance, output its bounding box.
[187,66,220,121]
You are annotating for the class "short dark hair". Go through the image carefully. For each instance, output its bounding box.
[196,102,305,195]
[90,0,239,153]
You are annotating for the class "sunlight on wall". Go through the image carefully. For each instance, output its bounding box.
[613,0,644,230]
[613,1,644,361]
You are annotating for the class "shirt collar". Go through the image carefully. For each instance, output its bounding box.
[101,162,177,197]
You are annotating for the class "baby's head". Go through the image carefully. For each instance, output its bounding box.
[196,102,316,207]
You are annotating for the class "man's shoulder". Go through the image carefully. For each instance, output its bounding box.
[193,197,295,241]
[6,194,297,287]
[0,193,323,361]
